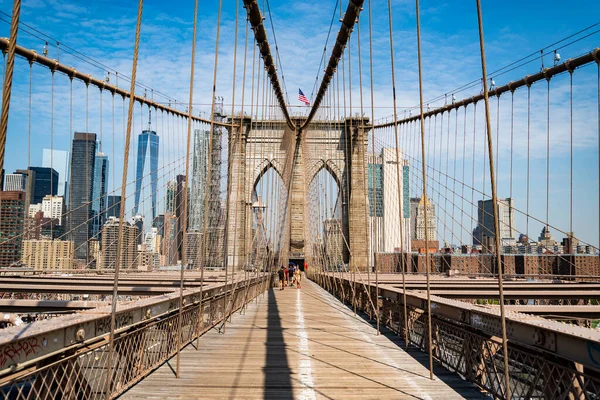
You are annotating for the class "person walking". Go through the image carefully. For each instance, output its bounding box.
[283,265,289,287]
[289,265,295,287]
[295,268,302,289]
[278,266,285,290]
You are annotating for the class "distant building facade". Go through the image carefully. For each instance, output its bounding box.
[26,166,59,204]
[190,129,210,230]
[412,195,436,242]
[22,239,73,270]
[4,173,27,192]
[134,127,159,220]
[68,132,97,260]
[41,195,65,225]
[106,195,121,219]
[42,149,70,200]
[367,148,410,267]
[473,198,515,248]
[101,217,138,269]
[324,219,343,267]
[0,191,25,267]
[91,152,109,238]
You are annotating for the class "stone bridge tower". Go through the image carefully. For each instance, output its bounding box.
[226,117,370,271]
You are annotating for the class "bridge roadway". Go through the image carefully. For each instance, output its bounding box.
[122,279,483,399]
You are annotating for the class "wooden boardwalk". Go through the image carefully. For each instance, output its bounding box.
[122,279,484,399]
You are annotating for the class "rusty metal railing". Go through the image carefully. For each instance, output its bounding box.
[0,274,272,399]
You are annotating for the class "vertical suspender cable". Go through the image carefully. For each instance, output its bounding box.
[474,0,511,397]
[201,0,223,331]
[569,72,573,240]
[105,0,144,398]
[176,0,199,379]
[384,0,409,347]
[546,79,551,247]
[526,86,531,243]
[414,0,434,380]
[236,19,250,313]
[221,0,240,333]
[509,91,514,249]
[50,70,54,240]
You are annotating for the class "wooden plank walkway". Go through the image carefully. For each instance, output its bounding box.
[122,279,484,399]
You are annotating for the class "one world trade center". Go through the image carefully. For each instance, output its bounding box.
[134,112,159,220]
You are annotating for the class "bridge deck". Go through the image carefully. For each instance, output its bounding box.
[122,280,483,399]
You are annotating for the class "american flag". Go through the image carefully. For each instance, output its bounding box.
[298,89,310,106]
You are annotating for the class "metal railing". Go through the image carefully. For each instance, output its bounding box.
[310,271,600,399]
[0,274,272,399]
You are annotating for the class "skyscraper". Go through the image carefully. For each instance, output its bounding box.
[69,132,97,260]
[22,239,73,270]
[91,152,109,237]
[380,148,411,252]
[4,173,27,192]
[473,198,515,247]
[27,167,59,204]
[0,191,25,267]
[414,195,436,241]
[153,214,165,236]
[106,195,121,219]
[134,118,159,220]
[324,219,343,267]
[41,195,65,225]
[13,169,35,208]
[175,175,187,261]
[189,129,210,230]
[131,214,144,246]
[166,180,176,213]
[101,217,138,269]
[42,149,70,199]
[367,162,383,218]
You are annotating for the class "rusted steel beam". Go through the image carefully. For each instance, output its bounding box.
[0,276,267,373]
[243,0,294,130]
[376,282,600,291]
[0,299,107,312]
[374,47,600,128]
[314,273,600,371]
[369,280,600,370]
[0,283,178,295]
[410,288,600,300]
[502,304,600,319]
[0,38,232,128]
[0,277,206,288]
[302,0,364,128]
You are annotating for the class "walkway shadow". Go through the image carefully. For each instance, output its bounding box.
[263,289,294,400]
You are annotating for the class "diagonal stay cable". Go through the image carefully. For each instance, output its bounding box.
[243,0,294,130]
[301,0,365,129]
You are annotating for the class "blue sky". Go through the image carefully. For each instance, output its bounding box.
[0,0,599,248]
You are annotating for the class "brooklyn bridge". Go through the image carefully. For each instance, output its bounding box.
[0,0,599,398]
